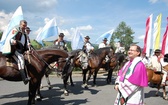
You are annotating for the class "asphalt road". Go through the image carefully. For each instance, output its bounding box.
[0,74,168,105]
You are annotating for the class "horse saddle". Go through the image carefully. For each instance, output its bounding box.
[5,56,18,69]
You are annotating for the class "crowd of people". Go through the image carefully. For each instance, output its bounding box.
[1,20,168,105]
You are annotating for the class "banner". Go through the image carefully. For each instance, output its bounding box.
[161,17,168,55]
[71,28,84,50]
[36,18,58,46]
[0,6,23,51]
[143,14,153,57]
[153,13,162,51]
[95,29,113,44]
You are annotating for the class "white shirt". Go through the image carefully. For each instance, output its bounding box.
[85,42,94,53]
[98,42,107,48]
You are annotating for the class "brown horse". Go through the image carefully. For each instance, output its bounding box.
[147,65,168,100]
[41,45,77,96]
[0,49,68,105]
[76,47,115,88]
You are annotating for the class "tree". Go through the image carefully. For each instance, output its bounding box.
[0,31,3,40]
[110,21,135,51]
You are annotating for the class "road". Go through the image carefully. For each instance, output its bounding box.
[0,73,168,105]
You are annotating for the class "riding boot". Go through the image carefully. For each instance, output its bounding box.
[20,69,31,85]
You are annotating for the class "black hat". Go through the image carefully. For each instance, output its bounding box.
[154,49,161,53]
[103,38,107,41]
[26,27,31,31]
[85,36,90,39]
[59,33,64,37]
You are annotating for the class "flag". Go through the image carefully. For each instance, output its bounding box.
[161,17,168,55]
[71,29,84,50]
[153,13,162,51]
[95,29,114,44]
[143,14,153,57]
[36,18,58,46]
[0,6,23,51]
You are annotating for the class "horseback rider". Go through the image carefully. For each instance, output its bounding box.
[98,38,110,63]
[53,33,68,51]
[150,49,168,86]
[98,38,109,48]
[82,36,94,56]
[2,20,31,85]
[115,41,125,53]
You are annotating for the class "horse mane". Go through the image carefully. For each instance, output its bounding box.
[93,46,114,55]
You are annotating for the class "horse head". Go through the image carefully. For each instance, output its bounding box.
[164,53,168,62]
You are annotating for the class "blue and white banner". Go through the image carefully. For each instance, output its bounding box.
[95,29,114,44]
[71,29,84,50]
[36,18,58,46]
[0,6,23,51]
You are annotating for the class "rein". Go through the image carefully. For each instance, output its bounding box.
[30,46,55,70]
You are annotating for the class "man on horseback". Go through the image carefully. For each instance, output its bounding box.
[115,41,125,54]
[2,20,31,85]
[82,36,94,55]
[98,38,110,64]
[98,38,109,48]
[150,49,168,86]
[54,33,68,51]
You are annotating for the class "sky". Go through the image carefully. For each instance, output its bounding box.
[0,0,168,48]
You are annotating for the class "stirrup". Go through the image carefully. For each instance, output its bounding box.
[23,77,31,85]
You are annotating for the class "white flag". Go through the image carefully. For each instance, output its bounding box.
[71,29,84,50]
[0,6,23,51]
[95,29,114,44]
[36,18,58,46]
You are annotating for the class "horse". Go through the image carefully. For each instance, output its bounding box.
[40,45,81,96]
[0,48,68,105]
[104,52,127,83]
[74,47,115,88]
[147,64,168,100]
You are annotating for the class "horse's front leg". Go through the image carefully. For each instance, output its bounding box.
[45,73,52,90]
[162,86,168,100]
[82,69,88,88]
[93,70,98,87]
[107,68,113,84]
[36,80,44,101]
[63,74,69,96]
[69,72,74,86]
[28,81,38,105]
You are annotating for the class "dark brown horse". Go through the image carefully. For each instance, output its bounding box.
[147,65,168,100]
[0,49,68,105]
[76,47,115,88]
[40,45,78,96]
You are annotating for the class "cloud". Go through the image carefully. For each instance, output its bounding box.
[149,0,158,4]
[77,25,93,31]
[37,0,58,8]
[0,11,13,31]
[138,35,145,39]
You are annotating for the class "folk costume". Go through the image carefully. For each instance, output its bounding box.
[98,38,108,49]
[114,57,148,105]
[2,26,30,85]
[83,36,94,55]
[150,49,167,85]
[54,33,67,51]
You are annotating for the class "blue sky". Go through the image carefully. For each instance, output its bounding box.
[0,0,168,48]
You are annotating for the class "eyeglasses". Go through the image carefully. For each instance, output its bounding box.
[128,49,137,52]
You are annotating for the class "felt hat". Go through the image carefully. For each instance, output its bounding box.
[103,38,108,41]
[59,33,65,37]
[84,36,90,39]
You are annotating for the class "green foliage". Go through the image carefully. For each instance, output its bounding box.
[110,21,135,51]
[0,31,3,40]
[30,40,42,49]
